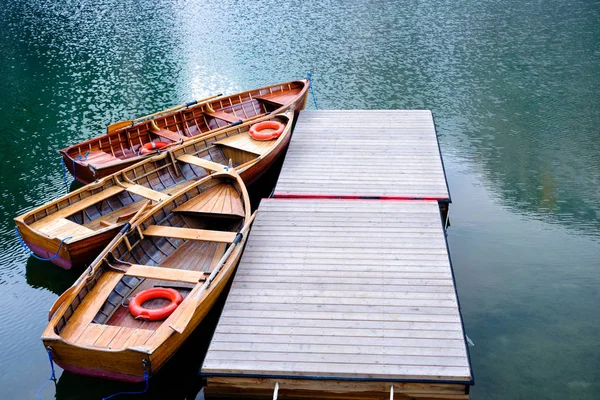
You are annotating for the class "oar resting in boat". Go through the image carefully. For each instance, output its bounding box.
[60,79,308,183]
[15,111,293,269]
[42,169,256,382]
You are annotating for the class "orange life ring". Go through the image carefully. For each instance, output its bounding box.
[128,288,183,321]
[249,121,285,141]
[139,141,170,155]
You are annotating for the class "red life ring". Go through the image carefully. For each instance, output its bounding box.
[128,288,183,321]
[249,121,285,141]
[139,141,170,155]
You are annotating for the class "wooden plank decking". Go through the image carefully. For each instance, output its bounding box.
[201,199,472,399]
[273,110,450,202]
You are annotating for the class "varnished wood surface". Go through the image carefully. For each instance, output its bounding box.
[202,199,471,383]
[41,171,253,382]
[274,110,450,200]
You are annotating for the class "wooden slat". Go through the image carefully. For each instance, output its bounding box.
[150,128,184,142]
[176,154,227,171]
[121,182,170,202]
[125,264,208,283]
[60,271,124,343]
[172,183,244,217]
[93,325,123,348]
[214,131,278,156]
[202,199,471,384]
[37,218,95,240]
[205,110,242,123]
[143,225,236,243]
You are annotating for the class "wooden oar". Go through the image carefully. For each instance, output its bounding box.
[168,211,257,333]
[106,93,223,133]
[47,200,151,320]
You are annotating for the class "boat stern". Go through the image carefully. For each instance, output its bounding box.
[41,334,152,383]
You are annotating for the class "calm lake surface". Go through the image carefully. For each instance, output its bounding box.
[1,0,598,398]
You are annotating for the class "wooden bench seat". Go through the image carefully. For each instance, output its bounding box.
[254,90,301,107]
[149,128,186,143]
[84,200,147,230]
[31,186,125,230]
[121,182,170,202]
[124,264,209,283]
[205,110,243,124]
[176,154,227,172]
[143,225,237,243]
[214,131,278,156]
[78,151,120,167]
[36,217,95,240]
[172,183,245,217]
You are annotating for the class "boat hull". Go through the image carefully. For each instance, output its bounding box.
[61,154,143,185]
[42,224,247,382]
[16,221,123,270]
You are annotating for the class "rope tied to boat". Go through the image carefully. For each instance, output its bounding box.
[15,226,72,262]
[35,346,56,400]
[72,152,90,184]
[306,73,319,110]
[101,361,150,400]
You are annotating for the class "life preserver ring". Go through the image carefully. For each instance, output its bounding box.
[128,288,183,321]
[139,141,170,155]
[249,121,285,141]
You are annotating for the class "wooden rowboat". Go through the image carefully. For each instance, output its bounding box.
[15,112,294,269]
[60,79,308,183]
[42,169,255,382]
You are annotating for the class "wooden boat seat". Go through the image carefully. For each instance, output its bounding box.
[30,186,126,231]
[254,90,300,107]
[60,271,124,342]
[214,131,278,156]
[172,183,245,217]
[149,128,186,143]
[120,182,170,202]
[85,324,154,349]
[77,323,155,348]
[204,110,242,124]
[37,217,95,240]
[78,151,120,167]
[84,200,147,230]
[176,154,227,172]
[143,225,237,243]
[124,264,210,283]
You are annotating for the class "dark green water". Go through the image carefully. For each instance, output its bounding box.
[1,0,599,398]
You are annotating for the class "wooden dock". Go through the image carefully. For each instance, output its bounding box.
[200,110,472,399]
[273,110,450,213]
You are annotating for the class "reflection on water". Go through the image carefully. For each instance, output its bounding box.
[0,0,599,399]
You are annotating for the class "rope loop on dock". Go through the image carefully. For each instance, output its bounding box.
[306,73,319,110]
[35,347,56,400]
[15,226,72,262]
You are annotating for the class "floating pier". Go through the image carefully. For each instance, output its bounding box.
[274,110,451,217]
[201,110,472,399]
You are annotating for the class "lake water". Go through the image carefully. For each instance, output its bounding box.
[0,0,598,399]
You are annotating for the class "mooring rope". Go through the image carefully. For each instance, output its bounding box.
[306,73,319,110]
[35,347,56,400]
[71,152,90,185]
[101,370,149,400]
[15,226,72,262]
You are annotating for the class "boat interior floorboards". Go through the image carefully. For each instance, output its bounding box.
[106,240,226,330]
